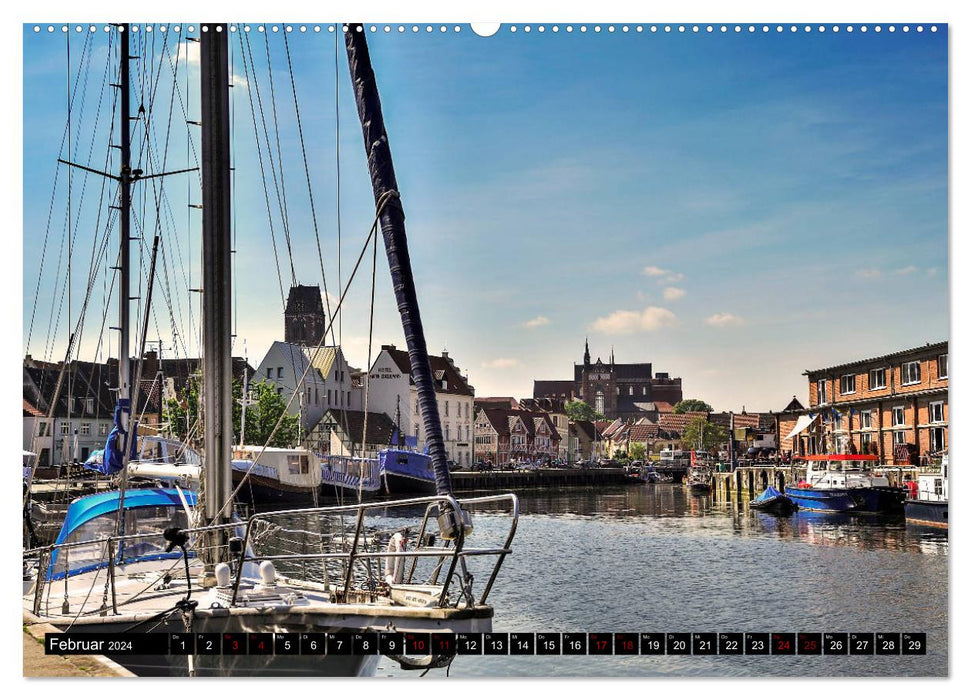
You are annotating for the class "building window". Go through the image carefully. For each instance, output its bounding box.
[817,379,828,405]
[930,427,946,452]
[595,389,605,416]
[37,421,47,436]
[893,430,908,445]
[938,354,948,379]
[85,397,94,414]
[859,410,872,429]
[445,401,449,417]
[80,423,90,436]
[840,374,856,395]
[860,432,872,451]
[99,424,108,436]
[901,361,921,385]
[869,368,887,390]
[892,406,906,427]
[629,386,634,396]
[266,368,272,379]
[929,401,945,423]
[832,411,843,431]
[60,423,70,436]
[277,367,284,379]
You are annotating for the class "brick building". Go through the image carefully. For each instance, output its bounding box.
[786,342,948,465]
[533,339,683,420]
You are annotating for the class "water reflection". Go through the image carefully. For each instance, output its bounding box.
[464,484,947,556]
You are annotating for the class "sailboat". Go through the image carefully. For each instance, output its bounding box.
[24,23,518,677]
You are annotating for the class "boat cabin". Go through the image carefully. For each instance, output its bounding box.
[803,454,890,489]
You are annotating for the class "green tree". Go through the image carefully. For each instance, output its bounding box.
[564,399,606,422]
[681,416,728,452]
[672,398,713,414]
[243,381,302,447]
[163,377,300,448]
[628,442,647,461]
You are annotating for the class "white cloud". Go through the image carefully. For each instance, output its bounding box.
[521,315,550,329]
[663,287,685,301]
[894,265,918,275]
[481,358,519,369]
[855,268,882,279]
[664,272,684,283]
[705,312,743,327]
[642,265,683,284]
[590,307,678,335]
[232,73,249,88]
[642,265,668,277]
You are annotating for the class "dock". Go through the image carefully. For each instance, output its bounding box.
[451,467,628,492]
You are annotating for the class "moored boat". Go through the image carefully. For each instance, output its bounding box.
[905,455,948,527]
[785,454,906,513]
[379,448,437,496]
[685,467,712,493]
[232,446,321,507]
[749,485,797,515]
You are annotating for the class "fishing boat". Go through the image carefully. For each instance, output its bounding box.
[784,454,906,513]
[379,448,436,496]
[749,485,797,515]
[905,455,948,527]
[231,445,321,507]
[24,23,517,677]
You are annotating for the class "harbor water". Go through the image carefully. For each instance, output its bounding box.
[373,484,948,677]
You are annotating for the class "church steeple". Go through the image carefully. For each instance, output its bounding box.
[610,345,615,367]
[583,337,591,366]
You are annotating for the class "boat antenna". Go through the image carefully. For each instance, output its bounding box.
[343,25,453,498]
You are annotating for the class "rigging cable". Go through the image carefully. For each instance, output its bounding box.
[237,31,286,308]
[243,30,296,288]
[283,30,337,345]
[213,190,399,523]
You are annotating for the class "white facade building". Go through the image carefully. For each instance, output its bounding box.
[254,342,363,432]
[364,345,475,467]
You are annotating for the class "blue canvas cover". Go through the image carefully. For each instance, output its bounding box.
[379,449,434,482]
[48,488,197,579]
[752,486,783,505]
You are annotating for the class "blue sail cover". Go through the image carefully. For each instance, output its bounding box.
[94,399,137,476]
[379,449,435,482]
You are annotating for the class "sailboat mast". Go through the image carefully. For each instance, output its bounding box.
[344,25,452,496]
[118,23,132,432]
[200,24,233,525]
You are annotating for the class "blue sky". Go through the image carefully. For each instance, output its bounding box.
[22,24,948,411]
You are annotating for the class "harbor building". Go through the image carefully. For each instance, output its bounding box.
[786,341,948,466]
[254,342,362,432]
[471,406,561,465]
[365,345,475,467]
[310,408,399,459]
[533,339,683,421]
[22,355,167,465]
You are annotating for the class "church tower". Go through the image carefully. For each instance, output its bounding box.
[284,285,327,346]
[583,337,591,367]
